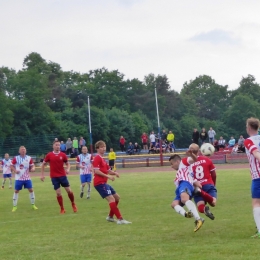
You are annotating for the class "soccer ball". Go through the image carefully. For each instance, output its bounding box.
[200,143,215,156]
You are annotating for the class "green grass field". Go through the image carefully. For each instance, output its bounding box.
[0,168,259,260]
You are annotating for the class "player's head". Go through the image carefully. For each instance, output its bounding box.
[246,117,260,136]
[19,146,26,156]
[95,140,106,154]
[53,140,61,152]
[4,153,9,159]
[169,154,181,170]
[189,143,199,155]
[82,146,88,154]
[110,148,113,152]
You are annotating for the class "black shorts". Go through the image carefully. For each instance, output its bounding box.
[142,142,147,145]
[109,160,115,167]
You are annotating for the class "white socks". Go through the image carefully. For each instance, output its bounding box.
[185,200,200,220]
[87,183,91,196]
[13,193,19,206]
[81,185,84,192]
[253,207,260,233]
[174,205,186,217]
[29,192,35,205]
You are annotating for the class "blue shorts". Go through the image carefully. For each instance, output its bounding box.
[15,180,33,190]
[80,174,92,184]
[174,181,194,201]
[3,173,12,178]
[194,184,218,204]
[251,179,260,198]
[151,142,156,146]
[51,176,70,190]
[95,183,116,199]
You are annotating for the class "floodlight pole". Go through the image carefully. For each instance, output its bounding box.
[88,96,93,155]
[155,87,163,166]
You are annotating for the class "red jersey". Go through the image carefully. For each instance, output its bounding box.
[93,154,110,186]
[191,155,216,186]
[244,135,260,179]
[44,151,68,178]
[119,138,125,145]
[141,134,148,143]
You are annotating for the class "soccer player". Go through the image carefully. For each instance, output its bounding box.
[190,150,217,220]
[41,140,77,214]
[244,117,260,238]
[169,148,205,232]
[10,146,37,212]
[108,148,116,170]
[76,146,93,199]
[1,153,12,189]
[93,140,131,224]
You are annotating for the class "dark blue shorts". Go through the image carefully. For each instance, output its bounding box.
[15,180,33,190]
[80,174,92,184]
[174,181,194,201]
[251,178,260,198]
[51,176,70,190]
[3,173,12,178]
[194,184,217,204]
[95,183,116,199]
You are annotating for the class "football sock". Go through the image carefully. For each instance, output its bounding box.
[253,207,260,233]
[80,185,84,192]
[87,183,91,196]
[109,201,119,217]
[9,179,12,187]
[68,191,75,204]
[57,195,64,209]
[2,179,5,186]
[13,193,19,206]
[198,204,205,214]
[109,202,122,220]
[185,200,200,220]
[29,192,35,205]
[200,190,214,204]
[174,205,186,217]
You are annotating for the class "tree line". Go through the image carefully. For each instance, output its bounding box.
[0,52,259,149]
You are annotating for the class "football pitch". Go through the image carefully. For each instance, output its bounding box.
[0,167,259,260]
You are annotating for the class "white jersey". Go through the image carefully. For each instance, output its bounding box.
[11,155,34,181]
[76,153,92,175]
[244,135,260,180]
[2,159,12,174]
[150,134,155,142]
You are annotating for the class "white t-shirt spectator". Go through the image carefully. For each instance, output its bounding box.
[150,134,156,143]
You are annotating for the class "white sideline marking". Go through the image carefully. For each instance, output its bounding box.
[0,214,78,224]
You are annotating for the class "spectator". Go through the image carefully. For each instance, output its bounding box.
[148,144,156,154]
[133,143,141,154]
[208,127,216,144]
[60,141,66,153]
[200,128,208,145]
[168,142,176,153]
[141,132,148,151]
[54,138,58,142]
[66,138,72,155]
[155,142,160,153]
[126,142,134,155]
[79,137,86,154]
[238,135,245,147]
[161,141,167,153]
[228,136,235,148]
[213,139,219,152]
[232,143,239,153]
[161,130,167,143]
[149,131,156,148]
[167,131,174,143]
[192,128,200,145]
[73,137,79,155]
[119,136,125,152]
[218,136,226,149]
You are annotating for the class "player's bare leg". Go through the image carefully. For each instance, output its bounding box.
[64,186,77,213]
[8,177,12,189]
[171,200,193,218]
[80,183,86,198]
[2,177,7,189]
[28,188,38,210]
[56,188,65,214]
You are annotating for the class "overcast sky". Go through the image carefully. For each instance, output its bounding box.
[1,0,260,92]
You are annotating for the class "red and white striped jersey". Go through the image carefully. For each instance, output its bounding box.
[11,155,34,181]
[244,135,260,180]
[174,158,196,187]
[1,159,12,174]
[76,153,93,175]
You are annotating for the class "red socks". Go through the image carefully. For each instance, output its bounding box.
[57,195,64,209]
[109,201,122,220]
[200,190,214,204]
[109,201,119,217]
[68,192,75,204]
[198,204,205,213]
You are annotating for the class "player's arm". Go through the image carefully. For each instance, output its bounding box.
[186,150,197,164]
[65,161,70,174]
[108,169,119,178]
[40,161,47,181]
[0,161,3,172]
[10,158,19,174]
[211,170,217,186]
[29,158,35,172]
[244,139,260,161]
[94,169,115,181]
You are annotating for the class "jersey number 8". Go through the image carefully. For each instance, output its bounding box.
[195,166,204,179]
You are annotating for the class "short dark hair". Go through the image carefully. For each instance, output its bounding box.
[169,154,181,161]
